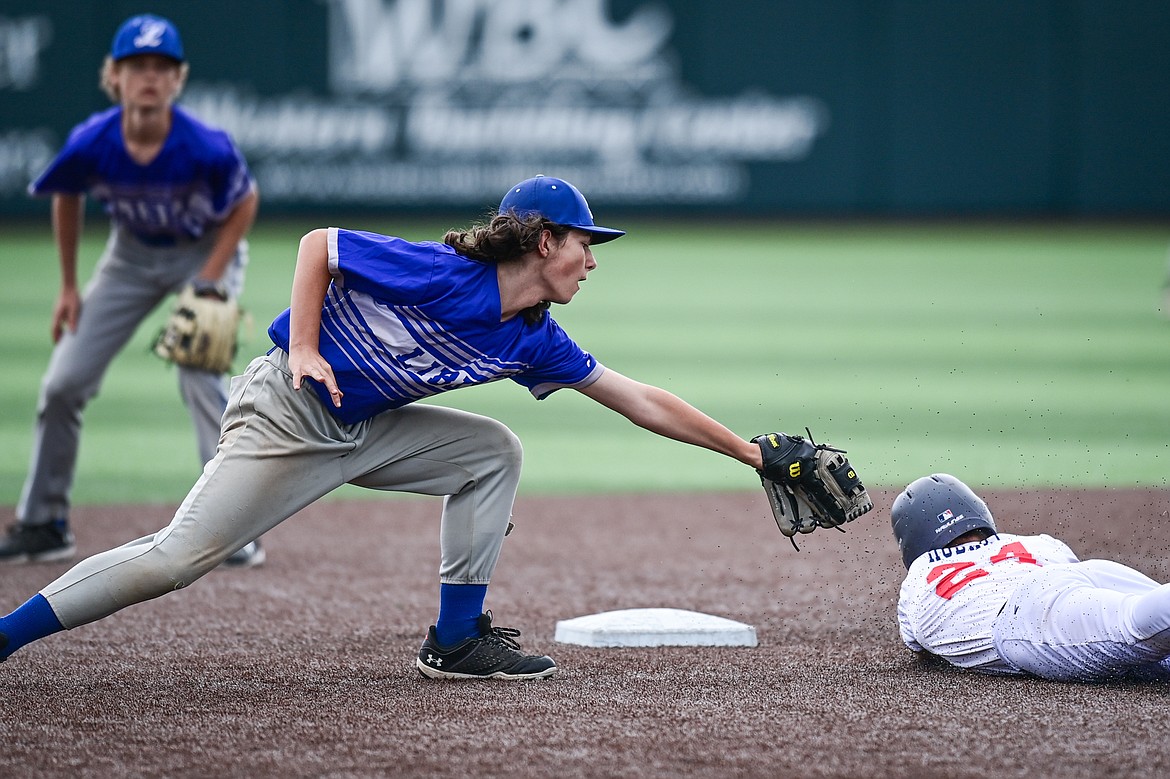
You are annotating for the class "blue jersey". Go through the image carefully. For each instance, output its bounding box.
[268,227,604,424]
[28,105,254,246]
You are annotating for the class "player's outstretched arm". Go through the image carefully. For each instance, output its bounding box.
[576,368,761,469]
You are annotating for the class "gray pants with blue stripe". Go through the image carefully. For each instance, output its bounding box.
[17,227,247,526]
[39,348,522,629]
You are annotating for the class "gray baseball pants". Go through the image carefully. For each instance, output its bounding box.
[40,348,522,629]
[17,227,246,526]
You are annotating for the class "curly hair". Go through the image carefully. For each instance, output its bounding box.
[444,211,572,324]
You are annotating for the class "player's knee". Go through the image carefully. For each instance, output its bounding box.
[447,420,523,495]
[484,421,523,475]
[39,372,96,414]
[135,532,223,589]
[101,550,206,606]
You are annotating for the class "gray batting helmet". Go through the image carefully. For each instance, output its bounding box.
[891,474,997,568]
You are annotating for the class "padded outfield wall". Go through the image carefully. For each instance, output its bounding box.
[1,0,1168,218]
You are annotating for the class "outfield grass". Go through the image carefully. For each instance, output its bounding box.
[2,218,1167,506]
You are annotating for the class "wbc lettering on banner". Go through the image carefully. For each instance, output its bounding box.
[326,0,674,91]
[180,0,829,206]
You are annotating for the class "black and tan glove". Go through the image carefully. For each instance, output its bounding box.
[753,429,874,549]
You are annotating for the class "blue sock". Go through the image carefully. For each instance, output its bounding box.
[434,583,488,647]
[0,594,65,660]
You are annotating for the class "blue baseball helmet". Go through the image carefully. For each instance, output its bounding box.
[891,474,997,568]
[111,14,185,62]
[499,175,625,244]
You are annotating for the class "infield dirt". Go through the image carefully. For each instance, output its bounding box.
[2,487,1169,778]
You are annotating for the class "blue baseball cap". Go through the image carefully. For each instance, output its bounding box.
[499,175,625,244]
[111,14,185,62]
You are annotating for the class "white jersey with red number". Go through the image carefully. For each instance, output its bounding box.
[897,533,1079,673]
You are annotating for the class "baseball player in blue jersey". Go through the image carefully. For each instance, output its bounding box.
[894,474,1170,682]
[0,174,773,680]
[3,15,263,567]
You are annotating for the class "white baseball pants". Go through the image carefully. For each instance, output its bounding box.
[994,559,1170,681]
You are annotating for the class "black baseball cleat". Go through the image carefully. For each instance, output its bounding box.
[416,611,557,680]
[0,520,76,564]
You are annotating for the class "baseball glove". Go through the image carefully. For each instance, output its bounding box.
[152,282,241,374]
[753,429,874,550]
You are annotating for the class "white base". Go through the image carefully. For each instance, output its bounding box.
[554,608,758,648]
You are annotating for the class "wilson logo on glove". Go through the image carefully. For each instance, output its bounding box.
[752,428,874,550]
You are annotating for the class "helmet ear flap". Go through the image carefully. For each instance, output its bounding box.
[891,474,996,568]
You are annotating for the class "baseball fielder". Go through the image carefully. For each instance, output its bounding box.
[0,175,807,680]
[4,15,262,567]
[894,474,1170,682]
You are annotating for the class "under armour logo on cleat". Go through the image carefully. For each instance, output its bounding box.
[425,653,442,667]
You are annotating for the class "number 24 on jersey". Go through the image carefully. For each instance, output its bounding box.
[925,542,1039,600]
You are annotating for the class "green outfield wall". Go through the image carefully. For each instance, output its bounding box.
[2,1,1168,218]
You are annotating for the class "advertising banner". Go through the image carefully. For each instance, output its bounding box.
[2,1,1167,217]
